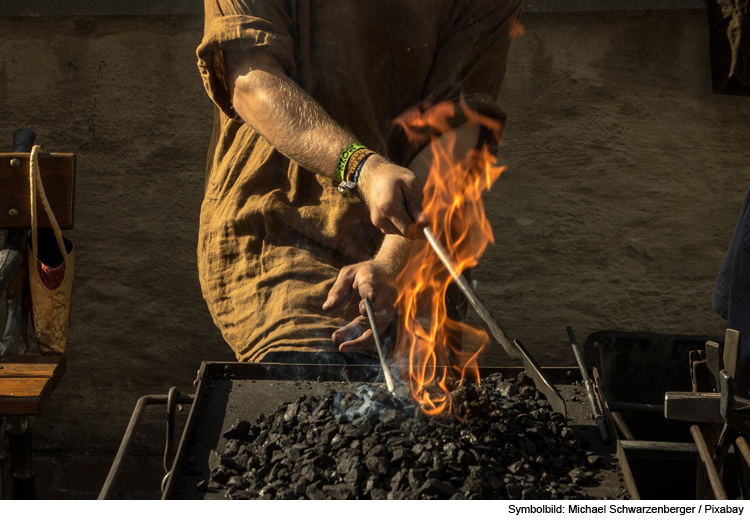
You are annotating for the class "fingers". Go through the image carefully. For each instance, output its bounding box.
[339,328,375,354]
[332,316,375,353]
[332,316,370,348]
[322,266,355,310]
[387,206,415,238]
[361,161,426,239]
[370,211,402,236]
[355,272,377,302]
[359,299,392,333]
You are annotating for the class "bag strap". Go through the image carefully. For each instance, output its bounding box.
[29,145,68,259]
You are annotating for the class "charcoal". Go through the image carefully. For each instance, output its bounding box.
[344,466,366,486]
[365,455,389,475]
[207,373,622,500]
[363,475,379,495]
[421,478,457,498]
[208,450,221,470]
[456,449,475,465]
[587,454,603,468]
[223,419,253,440]
[323,483,356,500]
[390,469,408,491]
[408,468,426,490]
[229,490,256,500]
[305,482,326,500]
[210,465,237,485]
[370,488,388,500]
[568,468,590,485]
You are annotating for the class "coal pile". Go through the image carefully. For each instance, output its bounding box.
[201,372,607,499]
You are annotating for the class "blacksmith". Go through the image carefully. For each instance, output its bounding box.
[195,0,522,363]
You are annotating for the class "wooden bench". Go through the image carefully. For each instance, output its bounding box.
[0,356,67,415]
[0,128,75,499]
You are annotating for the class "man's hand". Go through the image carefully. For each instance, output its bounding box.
[357,155,429,238]
[322,234,412,353]
[322,259,398,353]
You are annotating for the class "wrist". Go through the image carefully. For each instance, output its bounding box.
[356,154,388,199]
[372,235,412,277]
[335,142,377,193]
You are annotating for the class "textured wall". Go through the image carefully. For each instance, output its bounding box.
[478,9,748,365]
[0,16,227,497]
[0,9,748,497]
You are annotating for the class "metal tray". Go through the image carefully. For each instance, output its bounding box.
[162,362,624,499]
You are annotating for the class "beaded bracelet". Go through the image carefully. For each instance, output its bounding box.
[344,148,375,182]
[336,142,368,182]
[336,142,376,193]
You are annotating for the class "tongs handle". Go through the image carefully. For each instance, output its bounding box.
[363,298,395,393]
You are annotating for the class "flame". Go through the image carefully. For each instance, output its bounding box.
[393,102,505,416]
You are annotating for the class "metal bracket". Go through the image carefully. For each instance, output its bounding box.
[98,389,193,500]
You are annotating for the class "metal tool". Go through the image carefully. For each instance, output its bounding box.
[690,424,728,500]
[566,326,610,443]
[422,227,567,417]
[423,226,520,360]
[514,339,566,416]
[719,369,750,436]
[363,298,395,393]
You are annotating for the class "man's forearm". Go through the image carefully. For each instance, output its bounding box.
[373,234,415,276]
[226,50,426,238]
[227,50,355,179]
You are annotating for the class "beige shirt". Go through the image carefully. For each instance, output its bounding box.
[196,0,522,362]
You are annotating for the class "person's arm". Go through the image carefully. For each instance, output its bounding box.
[324,122,481,353]
[225,49,426,238]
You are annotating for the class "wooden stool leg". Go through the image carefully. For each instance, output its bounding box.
[6,416,35,499]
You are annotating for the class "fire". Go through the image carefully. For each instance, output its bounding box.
[392,102,505,415]
[510,19,525,39]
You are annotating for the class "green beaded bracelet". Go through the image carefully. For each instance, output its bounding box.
[336,142,368,182]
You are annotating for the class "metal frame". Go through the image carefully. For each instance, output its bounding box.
[98,390,193,500]
[160,362,591,499]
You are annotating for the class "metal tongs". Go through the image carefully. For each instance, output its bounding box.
[423,226,566,416]
[363,298,395,393]
[423,227,519,360]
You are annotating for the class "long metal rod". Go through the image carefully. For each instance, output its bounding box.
[98,393,193,500]
[611,412,635,441]
[567,326,609,443]
[608,401,664,413]
[690,424,728,500]
[363,298,395,393]
[423,227,520,360]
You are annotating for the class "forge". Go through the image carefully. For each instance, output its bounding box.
[152,362,626,500]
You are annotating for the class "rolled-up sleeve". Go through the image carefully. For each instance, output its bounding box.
[197,1,295,119]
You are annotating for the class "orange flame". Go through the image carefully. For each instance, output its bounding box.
[393,102,505,416]
[510,19,525,39]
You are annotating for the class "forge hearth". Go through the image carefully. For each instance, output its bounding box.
[162,362,627,499]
